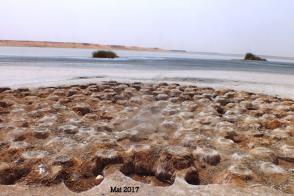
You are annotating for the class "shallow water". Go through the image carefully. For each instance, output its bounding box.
[1,47,294,73]
[0,46,294,98]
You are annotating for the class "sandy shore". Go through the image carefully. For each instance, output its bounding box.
[0,81,293,195]
[1,65,294,99]
[0,40,162,51]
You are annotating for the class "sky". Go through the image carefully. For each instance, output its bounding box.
[0,0,294,57]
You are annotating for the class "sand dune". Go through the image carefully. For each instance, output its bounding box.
[0,40,162,51]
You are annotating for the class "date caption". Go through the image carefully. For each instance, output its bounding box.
[110,186,140,193]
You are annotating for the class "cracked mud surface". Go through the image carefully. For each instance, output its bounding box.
[0,81,293,194]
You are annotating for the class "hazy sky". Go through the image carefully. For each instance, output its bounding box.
[1,0,293,56]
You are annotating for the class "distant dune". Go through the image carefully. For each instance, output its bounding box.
[0,40,163,51]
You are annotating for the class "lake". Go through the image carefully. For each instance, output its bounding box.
[0,46,294,98]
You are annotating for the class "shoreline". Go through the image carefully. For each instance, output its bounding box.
[1,41,294,62]
[0,81,293,195]
[1,64,294,99]
[0,40,163,52]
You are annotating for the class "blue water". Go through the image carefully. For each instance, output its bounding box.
[1,46,294,75]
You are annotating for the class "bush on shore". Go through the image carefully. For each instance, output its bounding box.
[92,50,118,58]
[244,53,267,61]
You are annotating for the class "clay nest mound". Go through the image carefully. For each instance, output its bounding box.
[92,51,118,59]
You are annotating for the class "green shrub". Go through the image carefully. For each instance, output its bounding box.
[92,50,118,58]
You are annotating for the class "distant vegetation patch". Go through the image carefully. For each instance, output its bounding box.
[244,53,267,61]
[92,50,118,58]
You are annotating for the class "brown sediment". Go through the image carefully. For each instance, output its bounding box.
[0,81,293,194]
[0,40,163,51]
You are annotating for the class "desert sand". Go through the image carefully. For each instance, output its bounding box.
[0,40,162,51]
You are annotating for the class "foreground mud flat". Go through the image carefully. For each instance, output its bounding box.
[0,81,293,195]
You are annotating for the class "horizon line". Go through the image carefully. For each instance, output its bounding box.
[1,39,293,60]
